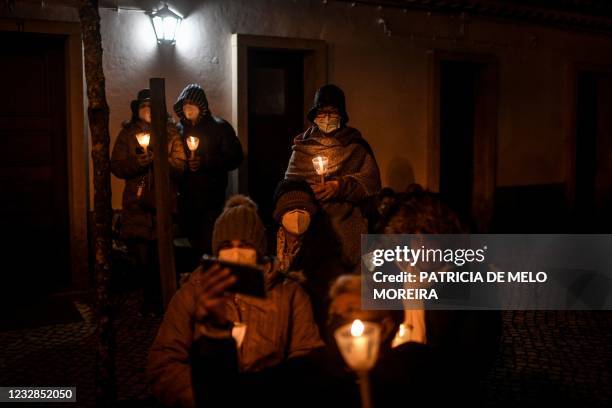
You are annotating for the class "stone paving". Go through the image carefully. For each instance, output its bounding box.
[0,295,609,407]
[0,293,162,407]
[484,310,611,407]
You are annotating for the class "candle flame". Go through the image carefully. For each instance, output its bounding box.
[398,323,406,337]
[350,319,365,337]
[187,136,200,151]
[136,133,150,148]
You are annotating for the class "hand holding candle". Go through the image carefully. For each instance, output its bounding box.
[187,136,201,172]
[334,319,381,408]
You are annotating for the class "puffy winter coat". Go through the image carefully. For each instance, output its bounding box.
[111,120,186,240]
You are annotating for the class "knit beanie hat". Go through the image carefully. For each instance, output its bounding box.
[272,179,318,222]
[212,195,267,256]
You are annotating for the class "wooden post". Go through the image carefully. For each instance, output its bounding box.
[150,78,177,308]
[78,0,116,406]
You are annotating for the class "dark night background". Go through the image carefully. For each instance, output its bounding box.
[0,0,611,407]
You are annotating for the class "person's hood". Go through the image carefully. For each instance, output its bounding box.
[173,83,210,123]
[306,84,349,125]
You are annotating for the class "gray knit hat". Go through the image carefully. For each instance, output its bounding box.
[272,179,317,222]
[212,195,267,256]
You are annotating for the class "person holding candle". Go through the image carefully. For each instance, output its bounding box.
[272,178,349,331]
[147,194,323,408]
[111,88,186,316]
[173,83,243,260]
[187,273,436,408]
[285,84,381,267]
[376,184,502,405]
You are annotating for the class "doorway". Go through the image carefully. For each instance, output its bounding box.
[231,34,327,226]
[429,52,498,232]
[569,68,612,231]
[247,49,305,224]
[0,32,70,301]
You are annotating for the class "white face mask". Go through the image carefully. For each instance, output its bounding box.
[138,105,151,124]
[183,103,200,122]
[218,247,258,266]
[314,116,340,134]
[282,210,311,236]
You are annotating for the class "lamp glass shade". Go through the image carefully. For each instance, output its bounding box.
[334,319,381,372]
[151,5,182,45]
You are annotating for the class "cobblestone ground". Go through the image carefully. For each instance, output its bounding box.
[0,292,162,407]
[484,311,611,407]
[0,299,610,407]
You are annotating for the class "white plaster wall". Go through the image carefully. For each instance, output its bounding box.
[4,0,612,209]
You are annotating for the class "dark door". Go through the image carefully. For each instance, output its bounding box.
[439,61,478,224]
[0,32,70,302]
[573,71,612,231]
[437,58,497,232]
[247,49,305,225]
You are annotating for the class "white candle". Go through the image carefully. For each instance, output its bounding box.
[334,319,381,372]
[334,319,380,408]
[312,156,329,184]
[186,136,200,159]
[350,320,368,368]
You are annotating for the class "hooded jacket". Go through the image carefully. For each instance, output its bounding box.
[174,84,243,211]
[285,125,381,266]
[111,119,186,240]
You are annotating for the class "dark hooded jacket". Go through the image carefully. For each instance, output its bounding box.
[285,126,381,266]
[173,84,243,212]
[111,118,185,241]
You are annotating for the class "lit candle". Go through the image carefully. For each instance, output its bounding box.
[312,155,329,184]
[391,323,412,348]
[136,132,150,153]
[335,319,381,408]
[335,319,380,372]
[186,136,200,159]
[350,320,368,368]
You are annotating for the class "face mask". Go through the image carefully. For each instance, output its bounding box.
[314,116,340,134]
[138,105,151,124]
[282,210,311,235]
[183,103,200,122]
[218,247,257,266]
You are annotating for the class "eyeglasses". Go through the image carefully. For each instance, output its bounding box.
[316,109,340,118]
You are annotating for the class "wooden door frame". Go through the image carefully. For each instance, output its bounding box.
[563,61,612,213]
[427,50,498,232]
[231,34,327,195]
[0,19,88,290]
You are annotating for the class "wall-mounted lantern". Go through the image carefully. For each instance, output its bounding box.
[150,4,182,45]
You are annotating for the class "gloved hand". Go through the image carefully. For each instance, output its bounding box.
[136,151,153,167]
[188,157,201,172]
[192,264,236,325]
[312,180,340,202]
